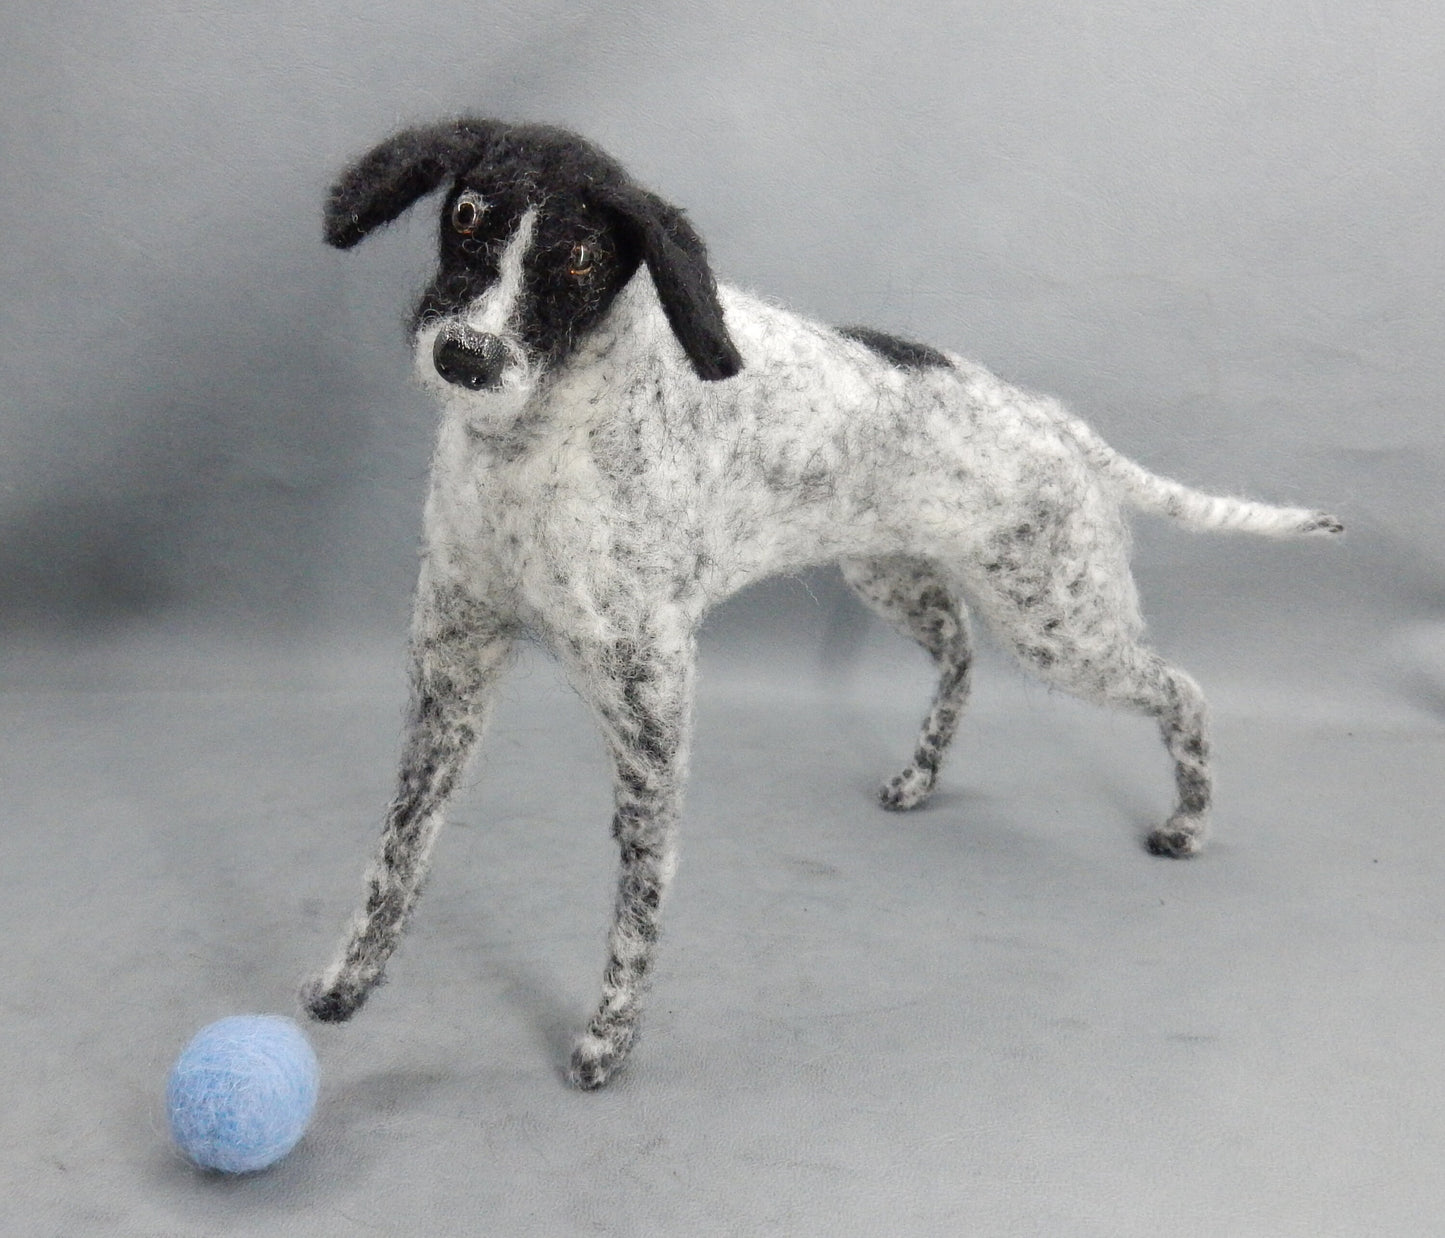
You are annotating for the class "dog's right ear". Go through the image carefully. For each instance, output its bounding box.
[324,119,505,250]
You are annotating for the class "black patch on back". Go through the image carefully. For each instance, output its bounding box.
[837,325,951,371]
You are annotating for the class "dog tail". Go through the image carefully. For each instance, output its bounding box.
[1066,418,1344,538]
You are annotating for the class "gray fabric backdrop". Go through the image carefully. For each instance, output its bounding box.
[2,0,1440,709]
[5,7,1445,1234]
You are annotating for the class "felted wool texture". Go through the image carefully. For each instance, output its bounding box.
[304,119,1342,1089]
[167,1015,319,1173]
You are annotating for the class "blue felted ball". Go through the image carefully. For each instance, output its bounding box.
[167,1015,319,1173]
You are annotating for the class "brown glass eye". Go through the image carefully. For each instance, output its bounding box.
[451,191,484,235]
[568,242,595,277]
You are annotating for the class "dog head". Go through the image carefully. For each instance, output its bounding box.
[325,119,741,418]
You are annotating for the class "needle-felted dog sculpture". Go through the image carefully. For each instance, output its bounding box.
[303,118,1341,1089]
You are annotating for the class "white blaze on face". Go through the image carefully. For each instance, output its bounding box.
[467,206,538,338]
[414,205,542,422]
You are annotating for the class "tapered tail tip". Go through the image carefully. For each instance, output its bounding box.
[1301,512,1344,536]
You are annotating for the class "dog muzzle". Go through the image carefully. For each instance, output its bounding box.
[433,325,508,391]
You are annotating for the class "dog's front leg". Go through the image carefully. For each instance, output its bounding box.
[303,582,514,1023]
[566,622,697,1089]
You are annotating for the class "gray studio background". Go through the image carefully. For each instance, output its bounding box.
[3,2,1443,1236]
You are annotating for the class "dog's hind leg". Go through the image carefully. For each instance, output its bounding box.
[967,559,1212,856]
[564,619,697,1089]
[1138,661,1212,857]
[841,556,974,811]
[1068,645,1212,857]
[302,582,514,1022]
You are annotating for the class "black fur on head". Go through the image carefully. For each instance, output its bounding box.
[325,119,741,382]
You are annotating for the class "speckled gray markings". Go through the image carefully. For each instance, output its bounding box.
[305,119,1342,1089]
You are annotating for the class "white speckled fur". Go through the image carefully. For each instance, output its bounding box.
[306,186,1340,1090]
[420,275,1327,632]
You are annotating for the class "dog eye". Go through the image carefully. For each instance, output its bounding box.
[451,192,485,235]
[568,242,595,277]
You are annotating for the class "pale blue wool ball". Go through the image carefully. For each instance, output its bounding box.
[167,1015,319,1173]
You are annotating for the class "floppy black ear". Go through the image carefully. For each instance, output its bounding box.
[324,118,506,250]
[601,184,742,381]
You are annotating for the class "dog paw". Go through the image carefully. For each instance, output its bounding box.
[1146,818,1205,858]
[300,974,368,1023]
[878,765,935,812]
[567,1026,634,1091]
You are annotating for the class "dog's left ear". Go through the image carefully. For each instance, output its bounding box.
[599,184,742,381]
[325,118,505,250]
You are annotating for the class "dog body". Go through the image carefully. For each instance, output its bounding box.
[304,120,1340,1088]
[424,279,1069,619]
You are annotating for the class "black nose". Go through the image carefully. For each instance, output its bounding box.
[433,327,507,391]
